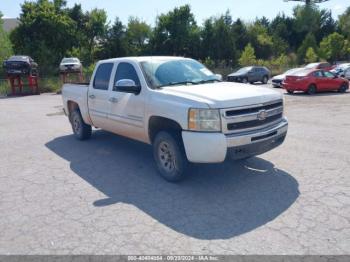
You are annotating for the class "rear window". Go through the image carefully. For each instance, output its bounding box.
[93,63,113,90]
[292,69,312,77]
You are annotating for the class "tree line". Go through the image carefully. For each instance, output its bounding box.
[1,0,350,76]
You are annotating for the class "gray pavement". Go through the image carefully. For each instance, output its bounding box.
[0,86,349,254]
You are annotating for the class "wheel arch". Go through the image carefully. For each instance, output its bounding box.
[148,116,183,144]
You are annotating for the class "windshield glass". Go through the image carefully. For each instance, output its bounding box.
[236,67,252,74]
[62,58,79,63]
[140,59,219,88]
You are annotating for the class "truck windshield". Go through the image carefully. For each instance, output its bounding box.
[140,59,220,88]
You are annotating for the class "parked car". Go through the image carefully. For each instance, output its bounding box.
[330,63,350,77]
[271,68,303,88]
[344,68,350,80]
[282,69,349,95]
[62,57,288,182]
[304,62,334,71]
[59,57,82,73]
[227,66,271,84]
[3,55,38,76]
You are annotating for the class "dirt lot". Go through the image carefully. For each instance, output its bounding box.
[0,86,349,254]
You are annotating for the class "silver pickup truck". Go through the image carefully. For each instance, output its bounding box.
[62,56,288,182]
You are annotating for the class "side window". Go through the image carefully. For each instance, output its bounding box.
[93,63,113,90]
[114,62,141,91]
[324,71,334,78]
[313,71,323,78]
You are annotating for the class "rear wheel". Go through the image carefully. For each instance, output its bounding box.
[338,83,348,93]
[70,110,92,140]
[287,89,294,94]
[307,84,317,95]
[153,131,188,182]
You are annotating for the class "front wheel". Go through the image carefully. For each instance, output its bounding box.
[70,110,92,140]
[287,89,294,94]
[153,131,188,182]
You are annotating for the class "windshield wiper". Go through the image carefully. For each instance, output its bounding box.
[158,81,197,88]
[195,79,222,84]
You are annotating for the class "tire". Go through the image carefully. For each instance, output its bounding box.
[70,110,92,140]
[287,89,294,94]
[153,131,188,182]
[307,84,317,95]
[242,78,248,84]
[338,83,348,93]
[262,76,268,84]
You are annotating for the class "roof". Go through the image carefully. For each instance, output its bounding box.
[99,56,189,63]
[1,18,19,32]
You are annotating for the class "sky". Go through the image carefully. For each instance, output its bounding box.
[0,0,348,25]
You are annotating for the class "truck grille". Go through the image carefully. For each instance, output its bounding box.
[221,100,284,134]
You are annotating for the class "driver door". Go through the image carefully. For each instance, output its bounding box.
[107,62,146,141]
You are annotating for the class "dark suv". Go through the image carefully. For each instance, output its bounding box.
[3,56,38,76]
[227,66,271,84]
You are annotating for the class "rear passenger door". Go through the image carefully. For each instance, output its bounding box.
[88,62,114,128]
[312,70,326,91]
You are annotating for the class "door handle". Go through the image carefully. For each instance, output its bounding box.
[109,97,118,103]
[89,94,96,99]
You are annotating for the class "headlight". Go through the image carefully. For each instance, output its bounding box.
[188,108,221,132]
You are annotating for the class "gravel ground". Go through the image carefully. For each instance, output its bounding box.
[0,85,349,255]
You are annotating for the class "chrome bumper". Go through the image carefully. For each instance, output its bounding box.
[226,118,288,159]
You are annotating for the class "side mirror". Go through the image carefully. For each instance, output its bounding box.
[115,79,141,94]
[215,74,223,81]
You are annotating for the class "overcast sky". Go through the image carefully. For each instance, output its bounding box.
[0,0,348,25]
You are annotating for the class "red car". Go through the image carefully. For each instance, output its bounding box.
[304,62,335,71]
[282,69,349,95]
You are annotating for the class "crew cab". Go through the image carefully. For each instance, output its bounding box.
[62,57,288,182]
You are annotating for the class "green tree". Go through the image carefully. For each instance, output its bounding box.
[10,0,76,74]
[200,11,237,65]
[297,33,318,63]
[84,8,107,63]
[247,21,273,59]
[0,12,13,67]
[319,32,348,62]
[339,7,350,39]
[126,17,151,56]
[239,43,256,66]
[150,5,200,57]
[98,17,128,59]
[305,47,318,63]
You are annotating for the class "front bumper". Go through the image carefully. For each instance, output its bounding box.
[182,118,288,163]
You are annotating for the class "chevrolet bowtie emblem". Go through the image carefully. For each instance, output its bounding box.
[257,110,268,121]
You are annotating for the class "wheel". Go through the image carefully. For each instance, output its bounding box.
[262,76,268,84]
[307,84,317,95]
[70,110,92,140]
[338,83,348,93]
[242,78,248,84]
[287,89,294,94]
[153,131,188,182]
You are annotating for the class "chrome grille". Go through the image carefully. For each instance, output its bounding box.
[221,100,284,134]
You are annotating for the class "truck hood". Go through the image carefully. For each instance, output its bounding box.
[161,82,282,108]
